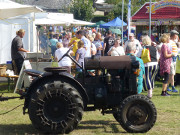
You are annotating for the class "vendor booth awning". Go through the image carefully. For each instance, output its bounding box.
[109,28,121,35]
[132,2,180,20]
[35,18,67,25]
[100,17,127,28]
[35,12,95,26]
[72,19,95,26]
[0,0,42,19]
[88,20,106,27]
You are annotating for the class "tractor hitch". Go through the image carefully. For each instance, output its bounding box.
[0,93,24,102]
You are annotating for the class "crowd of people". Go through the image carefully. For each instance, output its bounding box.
[11,27,180,98]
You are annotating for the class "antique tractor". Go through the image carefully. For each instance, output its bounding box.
[0,48,157,134]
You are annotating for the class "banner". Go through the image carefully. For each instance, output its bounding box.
[147,0,180,14]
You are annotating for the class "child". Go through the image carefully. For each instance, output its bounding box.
[76,41,86,73]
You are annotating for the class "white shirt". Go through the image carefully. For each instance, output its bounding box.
[124,39,142,56]
[108,46,125,56]
[81,36,91,57]
[55,47,72,67]
[91,43,97,52]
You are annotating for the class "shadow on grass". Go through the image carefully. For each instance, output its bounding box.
[0,124,40,134]
[0,82,15,93]
[78,120,127,133]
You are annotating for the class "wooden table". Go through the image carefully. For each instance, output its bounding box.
[0,75,19,91]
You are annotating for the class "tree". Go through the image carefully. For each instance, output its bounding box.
[70,0,95,21]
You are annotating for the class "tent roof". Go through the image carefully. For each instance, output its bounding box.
[132,2,180,20]
[35,18,67,25]
[72,19,95,26]
[34,12,95,26]
[100,17,127,28]
[0,0,42,19]
[109,28,121,35]
[88,20,106,27]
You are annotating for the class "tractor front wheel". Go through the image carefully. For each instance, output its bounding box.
[113,94,157,133]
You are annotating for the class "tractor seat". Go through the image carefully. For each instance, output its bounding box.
[44,67,67,73]
[24,69,43,77]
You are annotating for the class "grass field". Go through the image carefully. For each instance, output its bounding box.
[0,81,179,135]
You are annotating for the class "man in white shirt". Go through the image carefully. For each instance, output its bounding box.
[124,33,142,56]
[55,42,73,73]
[77,30,91,57]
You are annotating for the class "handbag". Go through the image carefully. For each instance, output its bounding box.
[141,47,151,63]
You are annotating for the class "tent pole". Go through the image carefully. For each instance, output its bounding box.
[36,26,39,70]
[121,0,124,46]
[149,0,152,37]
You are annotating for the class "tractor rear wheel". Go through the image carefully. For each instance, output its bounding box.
[113,94,157,133]
[28,80,83,134]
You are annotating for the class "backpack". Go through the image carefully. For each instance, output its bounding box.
[141,47,151,63]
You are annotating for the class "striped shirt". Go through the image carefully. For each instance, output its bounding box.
[168,40,178,56]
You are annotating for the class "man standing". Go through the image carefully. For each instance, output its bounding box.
[126,42,145,94]
[167,30,179,92]
[93,33,103,56]
[11,29,29,75]
[50,35,58,56]
[124,33,142,56]
[103,30,115,56]
[77,30,91,57]
[68,32,80,57]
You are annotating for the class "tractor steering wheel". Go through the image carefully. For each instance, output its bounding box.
[58,45,73,62]
[58,45,83,69]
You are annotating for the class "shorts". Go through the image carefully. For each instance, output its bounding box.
[170,62,176,75]
[163,72,169,84]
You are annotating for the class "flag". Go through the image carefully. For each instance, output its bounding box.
[127,0,131,39]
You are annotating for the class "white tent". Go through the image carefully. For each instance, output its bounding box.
[35,12,95,26]
[0,0,42,64]
[0,0,42,19]
[35,18,67,25]
[35,13,73,25]
[72,19,95,26]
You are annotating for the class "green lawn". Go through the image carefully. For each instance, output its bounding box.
[0,82,179,135]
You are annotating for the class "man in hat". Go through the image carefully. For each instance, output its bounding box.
[124,33,142,56]
[167,30,179,92]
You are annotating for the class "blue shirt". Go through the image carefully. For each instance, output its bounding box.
[93,39,102,56]
[81,36,91,57]
[50,38,58,46]
[127,53,145,94]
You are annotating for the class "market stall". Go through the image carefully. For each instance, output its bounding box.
[0,0,42,64]
[132,0,180,41]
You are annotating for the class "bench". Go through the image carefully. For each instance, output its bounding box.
[0,75,19,91]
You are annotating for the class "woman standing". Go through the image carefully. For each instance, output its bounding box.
[140,36,158,98]
[160,34,174,96]
[62,33,70,48]
[107,38,125,56]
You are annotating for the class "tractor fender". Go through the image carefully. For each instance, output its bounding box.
[25,72,88,108]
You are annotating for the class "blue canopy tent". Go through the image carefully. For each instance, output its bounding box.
[100,17,127,28]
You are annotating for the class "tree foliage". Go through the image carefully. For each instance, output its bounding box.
[70,0,95,21]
